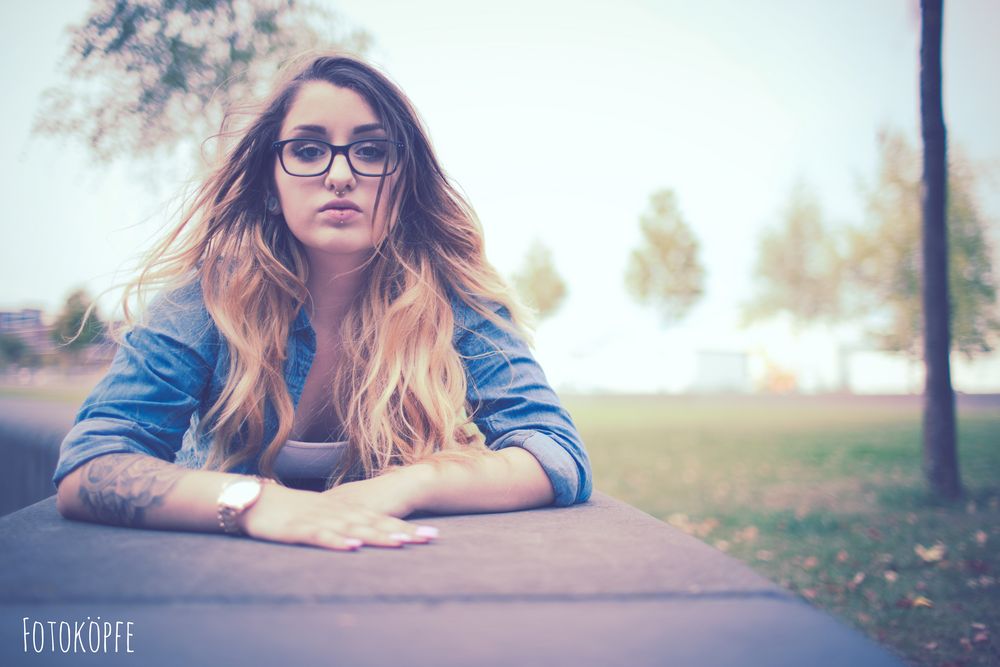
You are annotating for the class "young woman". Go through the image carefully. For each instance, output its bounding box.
[53,52,592,552]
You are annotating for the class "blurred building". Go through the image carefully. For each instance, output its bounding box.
[0,309,55,357]
[0,308,117,369]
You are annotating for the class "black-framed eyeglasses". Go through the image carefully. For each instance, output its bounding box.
[272,138,404,177]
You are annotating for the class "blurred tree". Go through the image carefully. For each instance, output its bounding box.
[512,240,567,321]
[625,189,705,325]
[845,130,998,360]
[33,0,370,163]
[743,183,844,326]
[0,333,32,368]
[51,290,105,363]
[918,0,959,500]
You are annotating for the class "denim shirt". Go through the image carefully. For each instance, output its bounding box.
[52,280,592,507]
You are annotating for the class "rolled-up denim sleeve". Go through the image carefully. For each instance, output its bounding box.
[52,282,217,488]
[454,301,592,506]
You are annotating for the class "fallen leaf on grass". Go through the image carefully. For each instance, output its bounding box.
[837,550,849,563]
[884,570,898,583]
[971,622,987,630]
[802,556,819,570]
[667,514,719,538]
[963,573,996,590]
[667,513,690,531]
[856,612,871,624]
[915,542,947,563]
[801,588,818,600]
[960,637,973,651]
[895,595,934,609]
[847,572,866,590]
[973,632,989,643]
[696,518,719,538]
[923,641,938,650]
[974,530,987,546]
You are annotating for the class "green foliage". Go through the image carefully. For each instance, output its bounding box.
[512,240,567,321]
[625,189,705,325]
[846,130,999,358]
[743,182,844,325]
[0,333,32,367]
[51,290,104,353]
[33,0,370,162]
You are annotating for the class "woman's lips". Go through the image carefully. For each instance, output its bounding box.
[319,208,360,223]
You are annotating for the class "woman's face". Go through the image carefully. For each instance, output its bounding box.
[273,81,397,261]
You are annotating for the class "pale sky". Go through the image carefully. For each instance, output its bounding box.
[2,0,998,393]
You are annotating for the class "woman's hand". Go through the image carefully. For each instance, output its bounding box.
[321,464,433,518]
[239,482,438,551]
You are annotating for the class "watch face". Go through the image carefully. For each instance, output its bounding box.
[221,480,261,510]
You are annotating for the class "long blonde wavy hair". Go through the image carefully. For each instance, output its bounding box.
[121,53,529,487]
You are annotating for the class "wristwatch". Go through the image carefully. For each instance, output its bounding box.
[217,476,272,536]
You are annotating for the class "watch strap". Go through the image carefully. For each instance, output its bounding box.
[217,476,273,536]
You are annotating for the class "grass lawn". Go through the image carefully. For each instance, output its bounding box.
[0,385,93,403]
[565,394,1000,667]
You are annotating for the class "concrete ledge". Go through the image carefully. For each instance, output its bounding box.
[0,397,906,665]
[0,493,906,666]
[0,398,77,517]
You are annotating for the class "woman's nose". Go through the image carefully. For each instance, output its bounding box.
[324,153,356,192]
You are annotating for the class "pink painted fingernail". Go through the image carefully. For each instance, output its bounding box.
[344,538,363,548]
[415,526,439,539]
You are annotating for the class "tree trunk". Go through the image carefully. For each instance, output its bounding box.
[919,0,961,499]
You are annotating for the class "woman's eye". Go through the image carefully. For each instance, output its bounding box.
[352,142,388,162]
[291,142,328,161]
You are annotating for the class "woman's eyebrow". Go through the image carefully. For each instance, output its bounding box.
[352,123,384,134]
[290,124,327,135]
[289,123,385,136]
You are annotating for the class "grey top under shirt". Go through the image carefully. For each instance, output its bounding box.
[273,439,349,487]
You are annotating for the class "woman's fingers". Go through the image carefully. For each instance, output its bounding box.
[282,522,360,551]
[344,524,407,548]
[375,517,438,543]
[313,528,364,551]
[243,487,440,551]
[284,515,440,551]
[321,504,440,545]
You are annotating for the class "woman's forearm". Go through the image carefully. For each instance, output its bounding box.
[404,446,556,515]
[56,453,246,532]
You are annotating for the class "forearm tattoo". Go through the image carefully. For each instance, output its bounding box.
[78,454,187,527]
